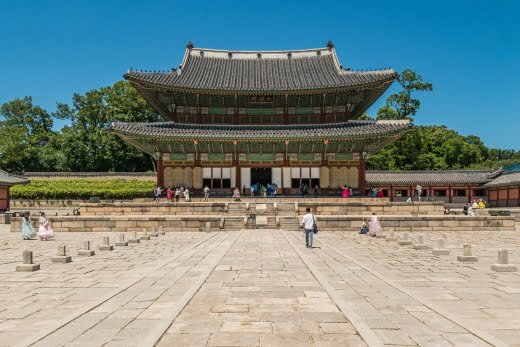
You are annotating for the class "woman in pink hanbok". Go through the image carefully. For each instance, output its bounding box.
[38,212,54,241]
[341,185,350,198]
[367,212,382,237]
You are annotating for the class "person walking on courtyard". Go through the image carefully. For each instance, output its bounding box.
[376,188,383,198]
[301,207,317,248]
[174,187,180,202]
[184,187,191,202]
[179,186,185,200]
[416,184,423,201]
[349,186,353,197]
[38,212,54,241]
[367,212,382,237]
[314,185,319,198]
[203,185,210,202]
[242,185,246,197]
[271,182,278,197]
[21,212,36,240]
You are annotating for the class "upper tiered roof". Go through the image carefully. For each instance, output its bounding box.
[125,42,397,93]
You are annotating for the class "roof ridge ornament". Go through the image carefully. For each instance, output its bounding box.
[326,41,334,50]
[186,41,194,49]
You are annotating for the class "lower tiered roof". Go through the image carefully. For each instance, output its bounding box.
[111,120,412,157]
[0,169,30,187]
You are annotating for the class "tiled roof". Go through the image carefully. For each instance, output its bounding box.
[0,169,30,187]
[124,45,397,92]
[111,120,411,140]
[366,170,501,186]
[483,171,520,188]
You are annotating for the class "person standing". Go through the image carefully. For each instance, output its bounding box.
[242,185,246,197]
[166,186,174,201]
[301,207,316,248]
[21,212,36,240]
[314,185,319,198]
[367,212,382,237]
[203,185,210,202]
[416,184,422,201]
[232,187,241,201]
[174,187,180,202]
[184,187,191,202]
[38,212,54,241]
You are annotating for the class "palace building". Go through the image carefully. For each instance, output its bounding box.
[112,41,413,195]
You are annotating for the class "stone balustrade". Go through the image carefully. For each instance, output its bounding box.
[11,213,514,233]
[77,200,445,216]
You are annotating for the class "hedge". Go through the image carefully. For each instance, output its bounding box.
[10,179,156,200]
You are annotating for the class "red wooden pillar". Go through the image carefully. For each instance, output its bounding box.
[358,159,366,196]
[448,185,452,203]
[389,185,394,202]
[156,157,164,188]
[6,187,10,211]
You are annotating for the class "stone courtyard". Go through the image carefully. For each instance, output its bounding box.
[1,223,520,347]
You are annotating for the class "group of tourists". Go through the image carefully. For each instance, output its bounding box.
[21,212,54,241]
[154,185,192,202]
[341,185,354,198]
[299,183,320,198]
[358,213,382,237]
[250,182,278,198]
[463,198,486,216]
[369,187,384,198]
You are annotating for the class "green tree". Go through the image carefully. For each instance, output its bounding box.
[51,81,162,172]
[0,97,56,172]
[376,69,433,121]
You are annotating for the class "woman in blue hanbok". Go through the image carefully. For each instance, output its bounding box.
[21,212,36,240]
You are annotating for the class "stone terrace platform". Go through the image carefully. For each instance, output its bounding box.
[1,224,520,346]
[10,200,514,232]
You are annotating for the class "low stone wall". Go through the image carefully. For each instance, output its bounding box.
[300,201,445,216]
[280,215,515,232]
[78,201,444,216]
[11,200,82,208]
[11,214,514,233]
[10,215,227,233]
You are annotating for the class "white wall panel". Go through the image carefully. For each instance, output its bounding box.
[272,168,282,187]
[203,167,212,178]
[222,167,231,179]
[291,167,300,178]
[230,167,236,188]
[311,167,320,178]
[241,167,251,187]
[301,167,310,178]
[283,167,291,188]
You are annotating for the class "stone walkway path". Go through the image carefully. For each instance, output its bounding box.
[0,225,519,346]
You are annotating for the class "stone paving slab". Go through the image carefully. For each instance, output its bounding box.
[157,230,366,347]
[1,224,520,346]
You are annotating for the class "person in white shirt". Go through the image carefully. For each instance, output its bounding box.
[301,207,316,248]
[203,186,210,202]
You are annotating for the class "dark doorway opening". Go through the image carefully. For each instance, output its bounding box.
[251,168,272,187]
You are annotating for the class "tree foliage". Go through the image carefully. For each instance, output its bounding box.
[366,126,518,170]
[1,81,162,173]
[376,69,433,121]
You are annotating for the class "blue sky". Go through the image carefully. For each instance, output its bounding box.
[0,0,518,149]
